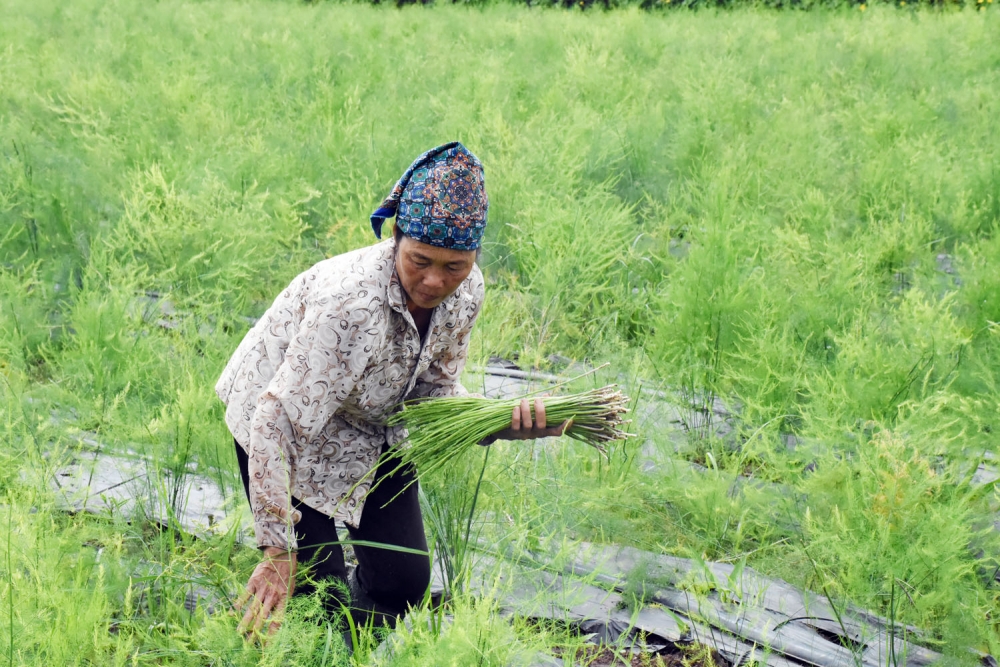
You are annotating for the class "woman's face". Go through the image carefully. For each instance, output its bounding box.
[394,234,477,310]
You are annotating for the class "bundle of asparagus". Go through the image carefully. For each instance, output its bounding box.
[383,385,632,478]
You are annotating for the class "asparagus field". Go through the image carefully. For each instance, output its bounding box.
[1,0,998,664]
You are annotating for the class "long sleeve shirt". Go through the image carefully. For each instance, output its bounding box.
[215,238,484,550]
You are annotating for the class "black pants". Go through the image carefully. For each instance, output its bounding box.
[235,440,430,626]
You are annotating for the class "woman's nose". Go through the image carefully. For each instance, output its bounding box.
[422,270,445,288]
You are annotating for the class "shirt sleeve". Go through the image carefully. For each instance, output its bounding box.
[247,297,376,550]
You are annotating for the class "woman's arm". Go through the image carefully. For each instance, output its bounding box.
[238,299,374,637]
[246,394,303,551]
[246,299,374,551]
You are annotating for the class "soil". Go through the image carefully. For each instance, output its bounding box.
[551,643,723,667]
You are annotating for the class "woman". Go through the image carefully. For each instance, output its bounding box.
[215,142,566,636]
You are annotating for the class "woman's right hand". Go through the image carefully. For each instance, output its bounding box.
[236,546,297,637]
[482,397,571,444]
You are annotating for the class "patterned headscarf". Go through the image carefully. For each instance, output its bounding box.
[370,142,488,251]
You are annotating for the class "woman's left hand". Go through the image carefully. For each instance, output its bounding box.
[484,397,571,444]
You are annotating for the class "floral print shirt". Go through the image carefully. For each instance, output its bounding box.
[215,238,484,550]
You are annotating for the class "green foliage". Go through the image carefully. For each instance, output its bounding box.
[111,165,310,307]
[796,429,992,645]
[373,596,551,667]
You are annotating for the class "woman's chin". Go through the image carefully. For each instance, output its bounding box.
[413,293,445,309]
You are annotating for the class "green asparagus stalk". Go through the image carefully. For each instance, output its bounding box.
[383,385,632,479]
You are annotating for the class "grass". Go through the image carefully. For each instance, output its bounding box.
[1,0,999,663]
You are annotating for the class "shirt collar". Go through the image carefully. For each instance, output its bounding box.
[439,286,462,314]
[387,265,409,316]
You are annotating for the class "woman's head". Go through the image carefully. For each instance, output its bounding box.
[371,142,488,251]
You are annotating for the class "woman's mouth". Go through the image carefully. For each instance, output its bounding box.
[416,291,440,303]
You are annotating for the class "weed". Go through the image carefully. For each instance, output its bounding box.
[419,446,492,599]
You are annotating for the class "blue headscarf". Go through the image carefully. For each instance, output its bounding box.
[370,142,488,251]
